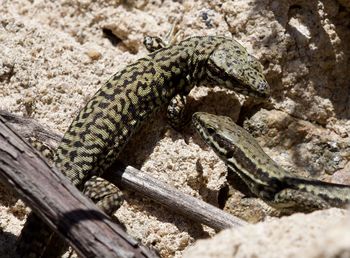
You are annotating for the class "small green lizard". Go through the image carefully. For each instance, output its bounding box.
[193,112,350,212]
[17,36,270,257]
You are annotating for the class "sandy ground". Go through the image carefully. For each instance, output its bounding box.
[0,0,350,257]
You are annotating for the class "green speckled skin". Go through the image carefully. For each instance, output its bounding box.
[56,36,269,189]
[193,112,350,212]
[17,36,269,257]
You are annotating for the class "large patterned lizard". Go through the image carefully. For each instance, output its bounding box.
[17,36,270,257]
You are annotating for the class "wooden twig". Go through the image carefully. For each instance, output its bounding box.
[105,165,247,230]
[0,110,247,230]
[0,110,61,144]
[0,115,158,258]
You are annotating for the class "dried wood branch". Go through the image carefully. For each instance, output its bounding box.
[0,115,158,258]
[0,110,61,145]
[105,164,247,230]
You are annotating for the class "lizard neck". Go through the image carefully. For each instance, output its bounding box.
[185,36,227,86]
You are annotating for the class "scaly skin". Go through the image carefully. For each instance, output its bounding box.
[17,36,270,257]
[55,36,269,188]
[193,112,350,213]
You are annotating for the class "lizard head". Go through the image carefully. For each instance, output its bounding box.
[192,111,275,171]
[192,110,286,182]
[205,40,270,99]
[192,112,246,160]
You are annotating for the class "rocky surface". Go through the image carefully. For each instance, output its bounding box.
[184,208,350,258]
[0,0,349,257]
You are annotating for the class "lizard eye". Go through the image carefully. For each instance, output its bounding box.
[206,127,215,135]
[226,150,234,159]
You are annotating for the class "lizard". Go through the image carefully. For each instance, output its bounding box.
[192,112,350,213]
[16,35,270,257]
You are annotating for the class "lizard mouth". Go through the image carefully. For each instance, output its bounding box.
[233,82,270,99]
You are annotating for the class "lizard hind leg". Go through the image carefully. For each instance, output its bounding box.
[83,176,124,215]
[269,188,331,214]
[167,94,191,130]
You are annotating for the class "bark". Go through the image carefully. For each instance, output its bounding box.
[0,115,158,258]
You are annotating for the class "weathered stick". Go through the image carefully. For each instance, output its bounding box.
[0,110,61,144]
[0,115,157,258]
[105,165,247,230]
[1,110,247,230]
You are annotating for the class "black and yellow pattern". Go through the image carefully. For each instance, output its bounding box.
[18,36,270,257]
[55,36,269,190]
